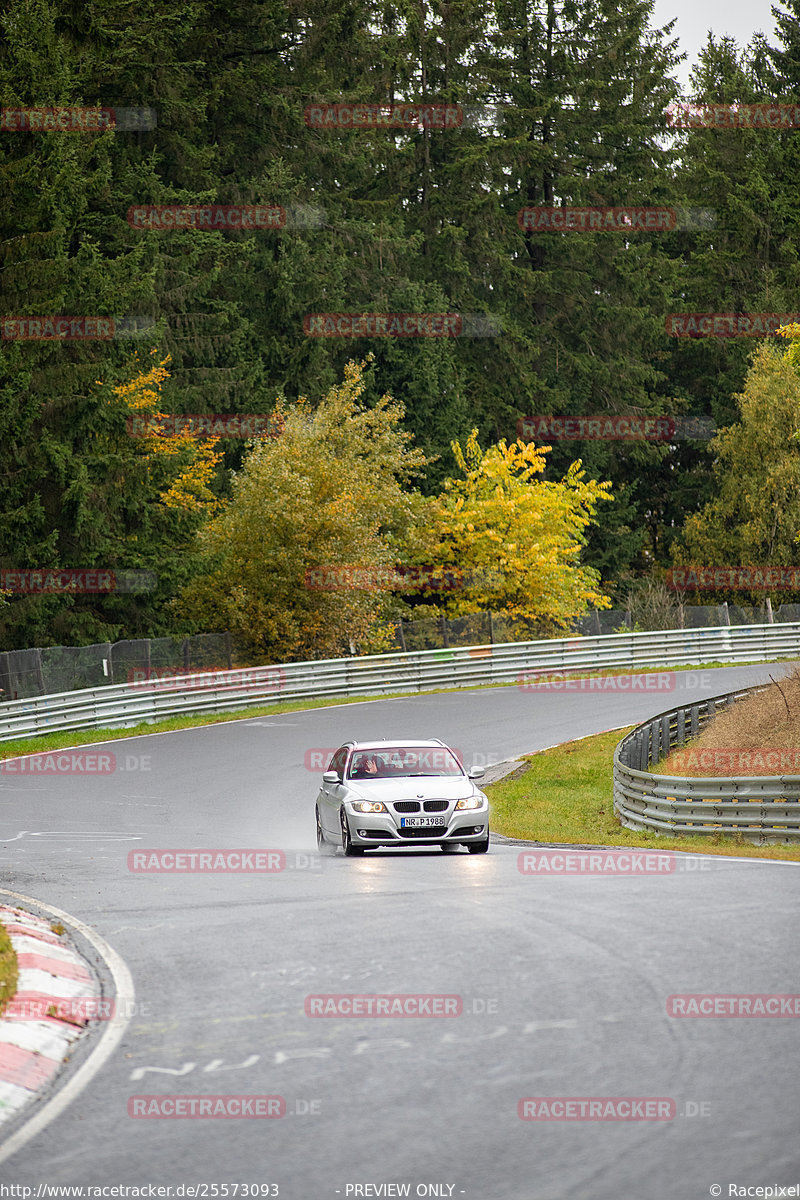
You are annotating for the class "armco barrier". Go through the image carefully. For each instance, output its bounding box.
[0,622,799,743]
[613,684,800,842]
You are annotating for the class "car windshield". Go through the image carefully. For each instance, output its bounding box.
[347,746,463,780]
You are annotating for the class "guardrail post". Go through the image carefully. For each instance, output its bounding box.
[649,719,658,765]
[636,731,647,771]
[0,652,11,701]
[34,648,45,695]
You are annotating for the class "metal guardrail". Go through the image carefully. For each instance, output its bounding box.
[614,684,800,843]
[5,604,800,701]
[0,621,798,744]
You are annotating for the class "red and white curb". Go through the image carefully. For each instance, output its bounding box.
[0,904,100,1125]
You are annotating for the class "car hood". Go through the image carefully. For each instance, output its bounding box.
[346,777,481,803]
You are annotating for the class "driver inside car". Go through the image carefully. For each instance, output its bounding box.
[352,753,381,778]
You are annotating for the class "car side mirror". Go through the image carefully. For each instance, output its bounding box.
[468,766,485,779]
[322,770,340,783]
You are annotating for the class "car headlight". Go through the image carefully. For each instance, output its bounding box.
[352,800,387,813]
[456,795,484,810]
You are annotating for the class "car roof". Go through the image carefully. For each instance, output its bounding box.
[348,739,448,751]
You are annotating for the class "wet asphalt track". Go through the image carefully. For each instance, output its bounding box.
[1,660,799,1198]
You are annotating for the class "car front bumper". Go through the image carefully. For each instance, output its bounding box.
[345,802,489,846]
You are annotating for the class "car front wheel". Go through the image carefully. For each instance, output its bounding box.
[468,833,490,854]
[340,809,364,856]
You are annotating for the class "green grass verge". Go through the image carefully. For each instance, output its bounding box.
[486,726,800,861]
[0,920,18,1017]
[0,657,786,763]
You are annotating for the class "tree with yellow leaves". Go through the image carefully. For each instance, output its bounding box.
[419,432,613,629]
[111,355,223,515]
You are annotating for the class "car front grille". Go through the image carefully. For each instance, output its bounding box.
[393,801,421,813]
[423,800,449,812]
[398,826,447,839]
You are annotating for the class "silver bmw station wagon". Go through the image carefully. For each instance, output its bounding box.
[315,739,489,856]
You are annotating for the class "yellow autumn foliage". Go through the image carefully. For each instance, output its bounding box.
[420,430,613,627]
[111,355,223,514]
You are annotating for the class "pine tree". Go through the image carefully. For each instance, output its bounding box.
[0,0,163,645]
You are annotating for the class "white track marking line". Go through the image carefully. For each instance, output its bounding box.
[0,889,134,1165]
[0,832,140,843]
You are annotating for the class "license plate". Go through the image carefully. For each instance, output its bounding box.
[400,816,446,828]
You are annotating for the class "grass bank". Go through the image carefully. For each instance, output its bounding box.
[0,921,18,1017]
[660,665,800,777]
